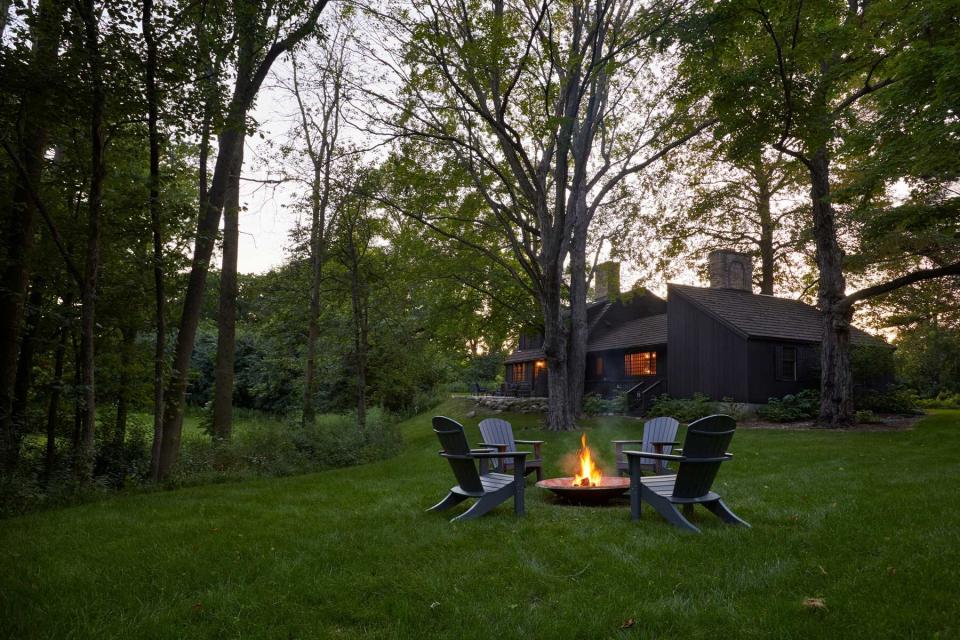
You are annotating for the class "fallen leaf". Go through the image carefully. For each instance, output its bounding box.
[887,566,897,576]
[818,565,828,576]
[620,618,636,629]
[788,514,800,522]
[430,602,440,609]
[801,597,827,611]
[191,602,204,612]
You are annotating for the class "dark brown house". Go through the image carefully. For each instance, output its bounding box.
[503,250,888,409]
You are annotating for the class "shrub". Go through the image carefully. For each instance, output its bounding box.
[855,386,922,415]
[582,392,627,416]
[647,393,717,423]
[855,410,879,424]
[918,391,960,410]
[757,389,819,423]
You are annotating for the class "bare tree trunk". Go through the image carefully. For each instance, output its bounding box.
[756,169,776,296]
[211,148,244,440]
[0,0,65,473]
[75,0,106,480]
[541,263,574,431]
[808,147,853,427]
[302,168,325,424]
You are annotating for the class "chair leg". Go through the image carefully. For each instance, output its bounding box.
[451,495,503,522]
[683,503,694,518]
[534,465,543,482]
[427,492,467,513]
[641,488,700,533]
[704,499,751,528]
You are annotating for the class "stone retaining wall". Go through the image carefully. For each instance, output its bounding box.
[471,395,548,413]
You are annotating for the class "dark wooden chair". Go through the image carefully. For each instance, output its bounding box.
[428,416,529,522]
[625,414,750,533]
[613,416,680,476]
[478,418,544,481]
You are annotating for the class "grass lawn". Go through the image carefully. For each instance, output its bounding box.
[2,402,959,639]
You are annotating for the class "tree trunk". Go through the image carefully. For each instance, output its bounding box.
[0,0,65,473]
[45,316,68,484]
[211,148,244,440]
[541,264,575,431]
[349,255,368,430]
[566,211,589,416]
[756,171,775,296]
[143,0,166,482]
[114,327,136,447]
[808,147,854,427]
[11,282,44,452]
[76,0,106,481]
[303,163,329,425]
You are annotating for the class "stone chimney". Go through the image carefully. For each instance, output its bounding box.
[708,250,753,292]
[594,261,621,300]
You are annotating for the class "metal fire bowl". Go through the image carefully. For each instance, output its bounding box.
[536,476,630,506]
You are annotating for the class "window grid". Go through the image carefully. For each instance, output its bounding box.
[624,351,656,377]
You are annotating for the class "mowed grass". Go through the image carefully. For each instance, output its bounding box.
[2,403,959,639]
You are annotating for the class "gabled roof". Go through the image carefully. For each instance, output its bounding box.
[668,284,888,346]
[587,314,667,351]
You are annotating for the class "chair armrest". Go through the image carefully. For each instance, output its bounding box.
[470,448,495,454]
[623,450,685,462]
[468,451,530,458]
[514,439,543,458]
[650,440,681,446]
[479,442,509,451]
[514,439,544,445]
[611,439,645,444]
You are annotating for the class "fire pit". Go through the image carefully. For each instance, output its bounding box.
[536,434,630,505]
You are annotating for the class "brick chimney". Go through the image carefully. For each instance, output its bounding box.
[708,250,753,292]
[594,261,621,300]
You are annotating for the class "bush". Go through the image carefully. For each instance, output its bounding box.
[647,393,718,423]
[757,389,819,423]
[583,392,627,416]
[918,391,960,410]
[855,410,879,424]
[174,408,403,484]
[855,386,921,415]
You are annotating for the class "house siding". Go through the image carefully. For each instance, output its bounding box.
[745,339,819,403]
[667,292,749,401]
[585,346,667,398]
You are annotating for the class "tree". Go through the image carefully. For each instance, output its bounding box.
[372,0,708,429]
[679,0,960,425]
[155,0,330,479]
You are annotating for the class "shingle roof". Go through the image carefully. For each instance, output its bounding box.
[587,314,667,351]
[504,348,545,364]
[669,284,888,346]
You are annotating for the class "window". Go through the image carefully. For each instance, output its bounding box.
[624,351,656,377]
[595,356,604,377]
[777,346,798,381]
[509,363,526,382]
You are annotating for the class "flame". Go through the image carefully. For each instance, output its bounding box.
[572,433,602,487]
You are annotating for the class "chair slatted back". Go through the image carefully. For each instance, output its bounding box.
[478,418,517,451]
[433,417,483,493]
[673,415,737,499]
[639,416,680,467]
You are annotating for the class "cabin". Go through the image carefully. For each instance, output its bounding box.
[502,250,890,411]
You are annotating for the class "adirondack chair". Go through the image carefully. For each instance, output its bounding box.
[625,414,750,533]
[478,418,544,481]
[428,416,529,522]
[613,416,680,476]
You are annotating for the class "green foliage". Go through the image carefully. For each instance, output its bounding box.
[895,323,960,397]
[757,390,819,423]
[582,392,627,416]
[855,386,921,415]
[647,393,717,423]
[855,410,879,424]
[918,392,960,410]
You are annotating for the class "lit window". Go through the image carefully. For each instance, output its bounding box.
[595,357,604,377]
[510,363,526,382]
[624,351,656,377]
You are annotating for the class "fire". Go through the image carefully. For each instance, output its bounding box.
[572,433,602,487]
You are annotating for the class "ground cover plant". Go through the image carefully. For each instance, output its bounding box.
[2,400,958,639]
